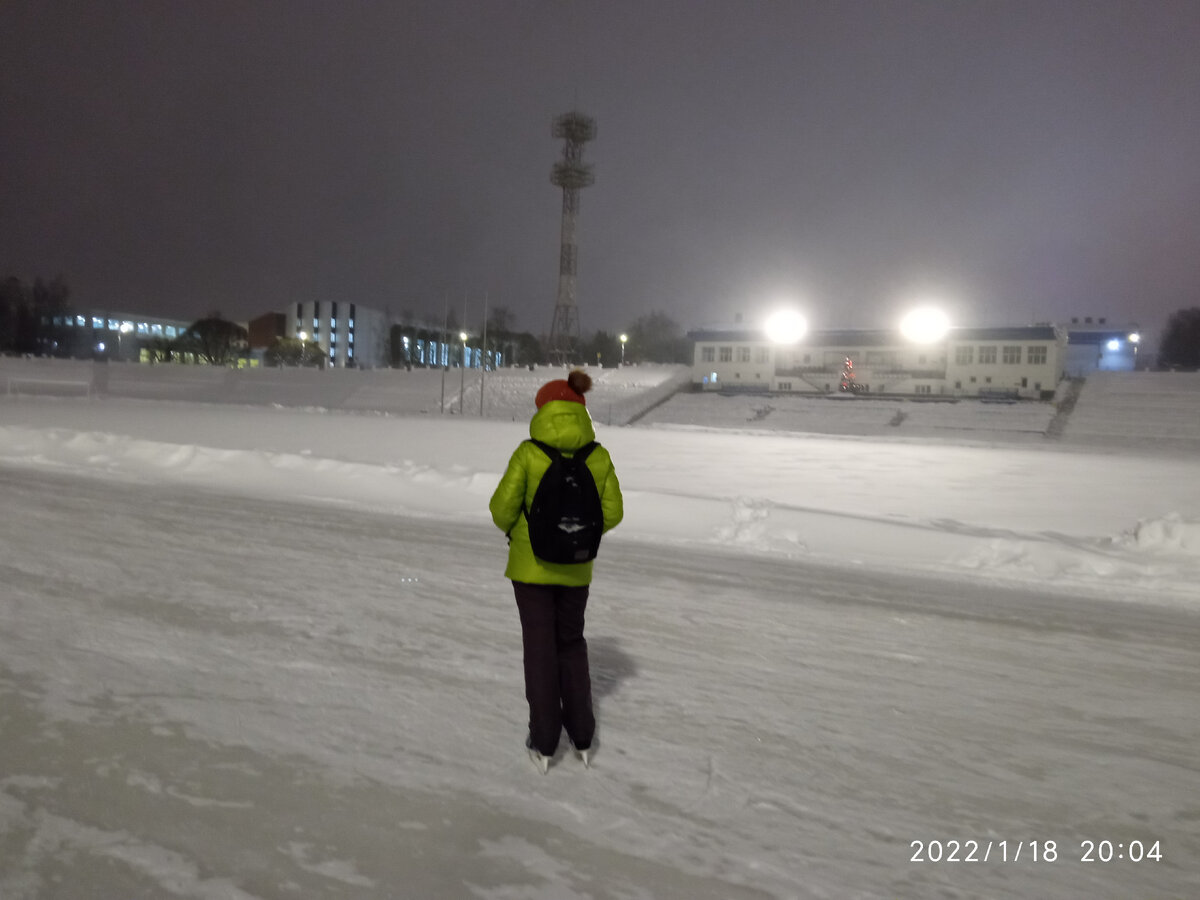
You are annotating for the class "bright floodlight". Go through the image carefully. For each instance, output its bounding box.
[899,307,951,343]
[1107,339,1121,351]
[764,309,807,344]
[1128,332,1140,343]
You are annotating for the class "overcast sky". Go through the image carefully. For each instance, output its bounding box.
[2,1,1198,341]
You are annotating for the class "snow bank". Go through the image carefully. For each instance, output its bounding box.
[3,395,1199,608]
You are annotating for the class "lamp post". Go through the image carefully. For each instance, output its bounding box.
[459,331,468,415]
[619,333,627,366]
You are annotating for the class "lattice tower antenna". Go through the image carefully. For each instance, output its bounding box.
[547,111,596,364]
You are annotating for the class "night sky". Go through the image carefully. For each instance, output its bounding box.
[3,1,1198,343]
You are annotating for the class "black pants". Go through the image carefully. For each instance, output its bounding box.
[513,581,595,756]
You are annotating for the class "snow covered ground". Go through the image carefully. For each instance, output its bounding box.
[2,367,1199,898]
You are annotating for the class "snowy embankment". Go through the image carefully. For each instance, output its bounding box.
[2,365,1199,608]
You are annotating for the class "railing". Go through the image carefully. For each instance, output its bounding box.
[6,376,92,398]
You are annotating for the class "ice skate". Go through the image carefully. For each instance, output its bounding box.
[525,735,550,775]
[569,738,593,768]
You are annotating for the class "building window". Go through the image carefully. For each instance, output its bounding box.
[701,346,715,362]
[915,384,932,394]
[737,346,751,362]
[978,346,997,364]
[1003,345,1022,364]
[778,381,792,391]
[1027,346,1047,365]
[754,347,769,363]
[719,346,733,362]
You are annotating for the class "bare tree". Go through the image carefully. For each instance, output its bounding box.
[179,314,249,365]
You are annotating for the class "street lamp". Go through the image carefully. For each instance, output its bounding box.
[619,333,628,366]
[459,331,468,414]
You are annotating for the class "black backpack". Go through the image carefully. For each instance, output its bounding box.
[522,438,605,564]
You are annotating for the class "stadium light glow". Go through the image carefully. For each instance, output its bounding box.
[899,307,951,343]
[764,309,807,344]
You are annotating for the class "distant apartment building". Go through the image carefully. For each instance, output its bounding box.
[689,324,1067,400]
[286,301,388,368]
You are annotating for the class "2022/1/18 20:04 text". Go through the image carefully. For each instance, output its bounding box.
[909,839,1163,863]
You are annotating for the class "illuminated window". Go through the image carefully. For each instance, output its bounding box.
[165,326,176,338]
[93,317,104,328]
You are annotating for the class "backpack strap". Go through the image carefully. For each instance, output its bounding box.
[526,438,599,461]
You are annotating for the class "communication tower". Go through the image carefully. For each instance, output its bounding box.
[547,111,596,364]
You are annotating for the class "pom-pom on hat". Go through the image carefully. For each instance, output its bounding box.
[535,369,593,409]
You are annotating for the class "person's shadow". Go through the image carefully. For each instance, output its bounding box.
[588,636,636,699]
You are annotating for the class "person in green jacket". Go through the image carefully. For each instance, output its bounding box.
[489,369,623,772]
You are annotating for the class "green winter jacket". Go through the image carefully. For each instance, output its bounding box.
[489,399,623,585]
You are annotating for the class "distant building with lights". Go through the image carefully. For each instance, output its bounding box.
[688,324,1068,400]
[1062,317,1141,376]
[286,301,389,368]
[39,309,196,362]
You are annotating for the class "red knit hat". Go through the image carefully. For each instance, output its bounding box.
[535,369,592,409]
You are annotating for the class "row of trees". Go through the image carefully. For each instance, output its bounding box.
[0,276,71,355]
[1158,308,1200,369]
